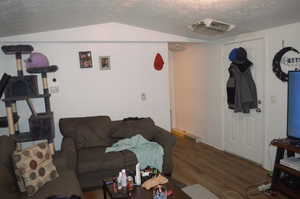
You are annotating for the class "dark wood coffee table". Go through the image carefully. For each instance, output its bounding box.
[102,178,191,199]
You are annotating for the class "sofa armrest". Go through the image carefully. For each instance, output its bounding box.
[153,126,176,175]
[60,137,77,172]
[53,151,68,173]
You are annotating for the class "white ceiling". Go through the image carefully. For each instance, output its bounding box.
[1,0,300,40]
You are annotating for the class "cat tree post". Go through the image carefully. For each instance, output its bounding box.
[41,72,55,154]
[41,73,51,112]
[5,102,21,150]
[13,52,23,133]
[11,103,20,133]
[14,52,24,150]
[16,53,24,76]
[5,103,15,135]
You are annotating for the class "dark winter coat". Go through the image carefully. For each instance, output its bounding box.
[226,61,258,113]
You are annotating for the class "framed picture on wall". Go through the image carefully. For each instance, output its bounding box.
[79,51,93,68]
[99,56,111,71]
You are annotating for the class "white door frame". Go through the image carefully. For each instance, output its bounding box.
[221,35,268,166]
[168,50,176,130]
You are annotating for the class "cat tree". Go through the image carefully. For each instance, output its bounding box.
[1,45,58,153]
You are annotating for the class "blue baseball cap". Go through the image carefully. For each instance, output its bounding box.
[229,48,238,62]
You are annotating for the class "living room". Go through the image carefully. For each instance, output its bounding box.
[1,1,300,199]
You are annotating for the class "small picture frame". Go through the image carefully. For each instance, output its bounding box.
[99,56,111,71]
[79,51,93,68]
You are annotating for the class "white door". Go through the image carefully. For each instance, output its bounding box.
[223,38,265,164]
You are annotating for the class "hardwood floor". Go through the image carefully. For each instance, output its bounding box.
[84,136,288,199]
[172,136,287,199]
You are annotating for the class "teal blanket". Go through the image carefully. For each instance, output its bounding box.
[105,135,164,171]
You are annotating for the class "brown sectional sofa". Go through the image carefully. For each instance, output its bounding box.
[0,135,82,199]
[0,115,176,198]
[59,116,176,190]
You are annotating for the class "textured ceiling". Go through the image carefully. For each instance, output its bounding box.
[0,0,300,40]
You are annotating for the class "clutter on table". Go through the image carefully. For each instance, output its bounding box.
[109,163,172,199]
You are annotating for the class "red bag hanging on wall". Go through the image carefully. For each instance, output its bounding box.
[154,53,164,71]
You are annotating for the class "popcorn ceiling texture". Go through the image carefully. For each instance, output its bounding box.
[0,0,299,39]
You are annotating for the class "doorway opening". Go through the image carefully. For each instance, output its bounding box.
[168,42,223,149]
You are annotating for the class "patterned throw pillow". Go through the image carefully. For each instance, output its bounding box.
[12,141,59,196]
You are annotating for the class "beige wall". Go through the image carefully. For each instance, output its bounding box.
[171,44,223,149]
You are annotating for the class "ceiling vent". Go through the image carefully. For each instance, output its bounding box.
[168,43,186,52]
[188,18,235,35]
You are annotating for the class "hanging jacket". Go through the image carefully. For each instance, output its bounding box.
[226,60,258,113]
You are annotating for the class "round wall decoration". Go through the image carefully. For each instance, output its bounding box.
[272,47,300,82]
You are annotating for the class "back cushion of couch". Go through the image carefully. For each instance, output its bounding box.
[110,118,157,141]
[59,116,112,149]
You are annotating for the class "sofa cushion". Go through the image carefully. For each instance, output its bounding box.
[21,170,82,199]
[59,116,112,149]
[77,146,137,174]
[75,124,112,149]
[12,142,59,196]
[110,118,156,140]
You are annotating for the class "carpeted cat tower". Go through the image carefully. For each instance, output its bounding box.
[1,45,58,153]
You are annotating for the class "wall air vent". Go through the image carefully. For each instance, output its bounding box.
[168,43,186,52]
[188,18,235,35]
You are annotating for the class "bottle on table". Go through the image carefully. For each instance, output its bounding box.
[117,172,122,190]
[135,163,141,185]
[121,169,127,188]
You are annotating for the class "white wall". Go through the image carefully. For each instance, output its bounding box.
[221,22,300,170]
[0,23,181,148]
[171,44,223,149]
[264,22,300,169]
[170,22,300,170]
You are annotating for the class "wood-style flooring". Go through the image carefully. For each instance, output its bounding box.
[84,136,288,199]
[172,136,287,199]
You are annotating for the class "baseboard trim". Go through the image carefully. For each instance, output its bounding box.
[171,128,186,137]
[172,129,202,143]
[184,132,202,143]
[172,129,226,152]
